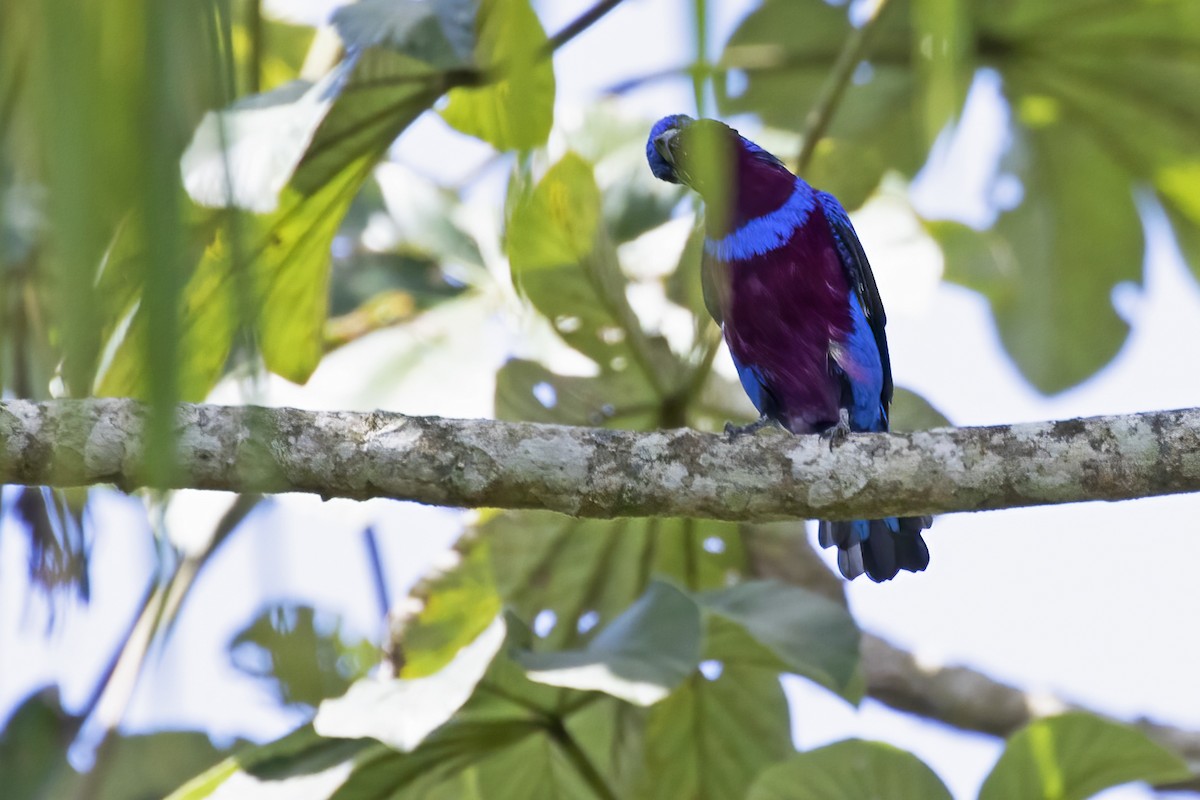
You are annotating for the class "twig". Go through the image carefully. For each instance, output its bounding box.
[795,0,895,175]
[542,0,628,57]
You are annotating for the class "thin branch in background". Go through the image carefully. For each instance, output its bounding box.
[542,0,628,57]
[362,526,391,621]
[794,0,895,175]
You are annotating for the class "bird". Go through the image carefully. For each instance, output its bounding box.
[646,114,930,582]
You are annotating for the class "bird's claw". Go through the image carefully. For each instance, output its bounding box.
[724,415,777,440]
[820,409,852,451]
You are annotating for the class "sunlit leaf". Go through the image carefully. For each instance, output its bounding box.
[507,153,683,388]
[747,739,952,800]
[315,616,506,750]
[393,528,502,679]
[978,712,1191,800]
[440,0,554,150]
[934,120,1142,393]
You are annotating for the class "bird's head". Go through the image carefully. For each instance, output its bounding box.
[647,115,793,230]
[646,115,739,197]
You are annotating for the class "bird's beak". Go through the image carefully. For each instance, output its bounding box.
[653,129,679,165]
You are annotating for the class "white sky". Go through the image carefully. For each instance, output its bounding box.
[3,1,1199,798]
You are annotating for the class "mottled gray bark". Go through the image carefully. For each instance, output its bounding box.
[1,398,1198,520]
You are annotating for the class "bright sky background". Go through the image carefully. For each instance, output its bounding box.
[3,1,1200,798]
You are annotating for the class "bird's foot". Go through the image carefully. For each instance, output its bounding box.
[820,409,852,451]
[724,415,778,440]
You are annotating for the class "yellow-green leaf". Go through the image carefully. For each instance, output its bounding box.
[440,0,554,150]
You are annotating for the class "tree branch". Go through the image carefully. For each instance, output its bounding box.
[2,399,1199,521]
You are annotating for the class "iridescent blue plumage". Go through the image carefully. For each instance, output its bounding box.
[647,115,931,581]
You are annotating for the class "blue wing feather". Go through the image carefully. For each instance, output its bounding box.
[817,192,893,427]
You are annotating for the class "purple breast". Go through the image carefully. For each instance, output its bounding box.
[721,214,853,434]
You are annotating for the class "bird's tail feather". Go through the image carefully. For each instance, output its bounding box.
[818,516,931,582]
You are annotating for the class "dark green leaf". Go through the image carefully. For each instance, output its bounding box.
[699,581,862,702]
[889,386,950,431]
[518,581,703,705]
[0,687,75,799]
[717,0,923,209]
[746,739,952,800]
[634,667,792,800]
[979,712,1191,800]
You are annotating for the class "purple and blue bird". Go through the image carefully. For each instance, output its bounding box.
[646,114,931,582]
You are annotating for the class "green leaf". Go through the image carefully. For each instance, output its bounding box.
[474,513,749,652]
[314,615,506,750]
[508,153,602,274]
[936,119,1142,393]
[979,712,1192,800]
[746,739,953,800]
[393,527,503,679]
[495,359,659,429]
[699,581,862,702]
[100,156,374,396]
[889,386,950,432]
[440,0,554,150]
[0,687,75,799]
[507,153,683,389]
[168,725,378,800]
[717,0,924,209]
[518,581,702,705]
[230,603,378,709]
[635,666,793,800]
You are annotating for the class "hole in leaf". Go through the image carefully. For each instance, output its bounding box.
[577,610,600,634]
[555,315,582,333]
[725,69,748,99]
[533,609,557,638]
[532,382,558,408]
[699,660,724,681]
[852,61,874,85]
[992,173,1024,210]
[702,536,726,554]
[598,326,625,345]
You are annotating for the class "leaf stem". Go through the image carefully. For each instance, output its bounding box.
[794,0,896,175]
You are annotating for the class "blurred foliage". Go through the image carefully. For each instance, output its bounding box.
[3,0,1200,798]
[719,0,1200,392]
[0,687,234,800]
[230,603,379,709]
